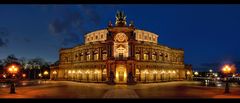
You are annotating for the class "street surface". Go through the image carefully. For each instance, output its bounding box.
[1,80,240,98]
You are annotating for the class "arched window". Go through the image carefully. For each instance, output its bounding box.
[152,52,156,61]
[102,50,107,60]
[86,52,91,61]
[135,51,140,60]
[159,53,163,61]
[144,53,149,61]
[93,50,99,61]
[80,52,84,61]
[165,54,169,61]
[75,54,78,61]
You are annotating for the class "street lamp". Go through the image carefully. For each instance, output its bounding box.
[72,70,75,80]
[53,71,57,80]
[86,71,90,82]
[43,71,49,82]
[22,74,26,79]
[78,71,82,81]
[222,65,231,93]
[68,70,71,80]
[143,70,149,83]
[136,70,140,82]
[153,70,157,82]
[94,71,100,82]
[173,70,176,80]
[194,71,199,76]
[209,69,213,73]
[3,74,6,78]
[168,70,172,81]
[39,73,42,79]
[161,71,165,81]
[187,71,190,80]
[8,65,18,94]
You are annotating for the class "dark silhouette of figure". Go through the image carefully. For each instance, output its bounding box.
[10,82,16,94]
[109,70,115,84]
[128,71,135,83]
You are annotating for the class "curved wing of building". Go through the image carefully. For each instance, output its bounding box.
[50,11,192,84]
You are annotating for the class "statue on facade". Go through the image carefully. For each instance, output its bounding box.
[109,70,115,84]
[108,21,113,27]
[129,21,134,27]
[115,11,127,26]
[127,71,136,84]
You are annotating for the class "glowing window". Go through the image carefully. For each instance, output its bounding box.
[144,54,149,60]
[152,54,156,61]
[94,53,99,61]
[87,54,91,61]
[103,54,107,60]
[135,54,140,60]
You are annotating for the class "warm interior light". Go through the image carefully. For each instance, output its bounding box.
[44,71,49,75]
[53,71,57,74]
[194,72,198,75]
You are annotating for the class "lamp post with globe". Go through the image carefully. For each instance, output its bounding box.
[43,71,49,83]
[222,65,231,93]
[8,65,18,94]
[52,71,57,80]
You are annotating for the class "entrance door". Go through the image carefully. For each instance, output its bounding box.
[115,65,127,83]
[119,71,124,81]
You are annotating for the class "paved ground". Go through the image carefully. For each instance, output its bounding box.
[1,80,240,98]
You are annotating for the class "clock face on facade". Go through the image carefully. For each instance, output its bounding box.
[115,33,127,42]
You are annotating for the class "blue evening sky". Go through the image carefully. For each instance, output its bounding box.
[0,4,240,72]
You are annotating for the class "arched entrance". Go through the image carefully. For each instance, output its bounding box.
[115,65,127,83]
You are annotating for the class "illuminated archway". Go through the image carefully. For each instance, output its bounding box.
[115,65,127,83]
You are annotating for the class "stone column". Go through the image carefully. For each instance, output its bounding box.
[149,49,152,61]
[99,48,102,60]
[91,49,94,61]
[132,44,135,59]
[83,49,86,62]
[140,47,144,60]
[106,63,110,81]
[156,52,159,61]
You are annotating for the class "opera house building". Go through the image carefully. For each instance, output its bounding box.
[50,11,192,84]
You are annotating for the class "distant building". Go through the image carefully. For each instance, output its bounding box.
[50,11,192,84]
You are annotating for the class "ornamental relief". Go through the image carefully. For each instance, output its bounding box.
[114,32,128,42]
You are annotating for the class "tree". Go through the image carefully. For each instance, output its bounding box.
[3,54,19,66]
[0,59,3,74]
[28,57,46,79]
[0,59,3,66]
[3,54,21,79]
[53,60,59,66]
[19,57,29,79]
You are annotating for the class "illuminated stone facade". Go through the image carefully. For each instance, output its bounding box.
[50,11,192,84]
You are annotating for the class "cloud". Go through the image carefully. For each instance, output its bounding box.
[23,38,31,43]
[0,27,9,47]
[48,5,101,47]
[0,38,8,47]
[194,60,240,72]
